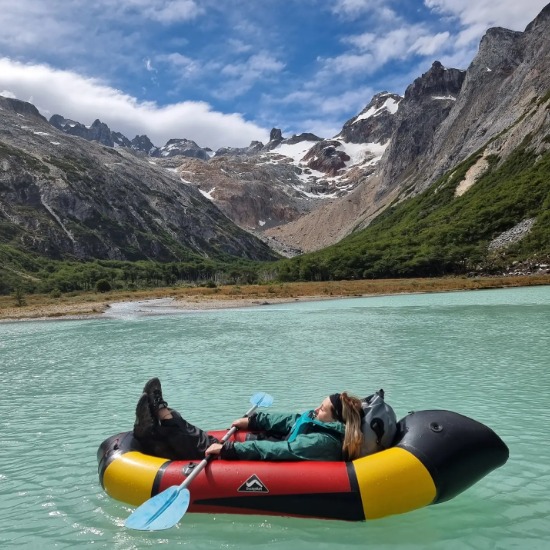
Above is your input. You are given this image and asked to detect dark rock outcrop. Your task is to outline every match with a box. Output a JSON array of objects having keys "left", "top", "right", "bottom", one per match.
[
  {"left": 131, "top": 135, "right": 158, "bottom": 155},
  {"left": 49, "top": 115, "right": 116, "bottom": 147},
  {"left": 302, "top": 140, "right": 350, "bottom": 176},
  {"left": 339, "top": 92, "right": 401, "bottom": 144},
  {"left": 376, "top": 61, "right": 466, "bottom": 196},
  {"left": 153, "top": 138, "right": 211, "bottom": 160},
  {"left": 2, "top": 97, "right": 47, "bottom": 121},
  {"left": 215, "top": 141, "right": 264, "bottom": 157}
]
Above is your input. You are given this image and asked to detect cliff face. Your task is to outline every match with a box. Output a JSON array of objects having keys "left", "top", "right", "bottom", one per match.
[
  {"left": 265, "top": 4, "right": 550, "bottom": 252},
  {"left": 375, "top": 61, "right": 466, "bottom": 197},
  {"left": 0, "top": 96, "right": 277, "bottom": 262},
  {"left": 263, "top": 61, "right": 468, "bottom": 252},
  {"left": 379, "top": 4, "right": 550, "bottom": 196},
  {"left": 419, "top": 12, "right": 550, "bottom": 190}
]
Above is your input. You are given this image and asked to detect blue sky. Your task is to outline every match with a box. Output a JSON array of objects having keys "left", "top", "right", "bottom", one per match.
[{"left": 0, "top": 0, "right": 548, "bottom": 149}]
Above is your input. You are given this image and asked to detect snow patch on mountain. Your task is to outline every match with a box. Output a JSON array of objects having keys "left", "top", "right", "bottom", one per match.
[{"left": 352, "top": 96, "right": 400, "bottom": 124}]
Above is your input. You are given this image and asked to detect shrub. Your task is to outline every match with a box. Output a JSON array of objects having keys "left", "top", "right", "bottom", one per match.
[
  {"left": 95, "top": 279, "right": 112, "bottom": 293},
  {"left": 13, "top": 287, "right": 27, "bottom": 307}
]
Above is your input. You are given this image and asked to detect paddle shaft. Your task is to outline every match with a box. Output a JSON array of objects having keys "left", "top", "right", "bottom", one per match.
[{"left": 177, "top": 401, "right": 260, "bottom": 489}]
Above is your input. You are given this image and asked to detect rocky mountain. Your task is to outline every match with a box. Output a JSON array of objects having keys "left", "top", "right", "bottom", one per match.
[
  {"left": 49, "top": 114, "right": 159, "bottom": 155},
  {"left": 265, "top": 4, "right": 550, "bottom": 253},
  {"left": 46, "top": 93, "right": 400, "bottom": 242},
  {"left": 338, "top": 92, "right": 401, "bottom": 144},
  {"left": 416, "top": 12, "right": 550, "bottom": 191},
  {"left": 2, "top": 4, "right": 549, "bottom": 272},
  {"left": 156, "top": 138, "right": 212, "bottom": 160},
  {"left": 0, "top": 96, "right": 277, "bottom": 263}
]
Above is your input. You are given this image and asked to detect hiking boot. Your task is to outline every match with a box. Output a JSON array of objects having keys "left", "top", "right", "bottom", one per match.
[
  {"left": 143, "top": 377, "right": 168, "bottom": 414},
  {"left": 133, "top": 393, "right": 155, "bottom": 439}
]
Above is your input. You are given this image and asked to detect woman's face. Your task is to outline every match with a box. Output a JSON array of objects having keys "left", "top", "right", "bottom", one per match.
[{"left": 314, "top": 397, "right": 336, "bottom": 423}]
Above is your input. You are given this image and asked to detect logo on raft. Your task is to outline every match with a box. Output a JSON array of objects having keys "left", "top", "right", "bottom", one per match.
[{"left": 238, "top": 474, "right": 269, "bottom": 493}]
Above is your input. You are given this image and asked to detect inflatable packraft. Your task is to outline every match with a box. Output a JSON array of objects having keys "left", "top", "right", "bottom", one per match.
[{"left": 97, "top": 410, "right": 509, "bottom": 521}]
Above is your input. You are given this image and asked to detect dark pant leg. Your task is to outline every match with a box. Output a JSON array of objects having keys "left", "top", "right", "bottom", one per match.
[{"left": 137, "top": 409, "right": 218, "bottom": 460}]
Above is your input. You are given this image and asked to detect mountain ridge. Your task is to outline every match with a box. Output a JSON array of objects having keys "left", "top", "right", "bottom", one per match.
[
  {"left": 264, "top": 4, "right": 550, "bottom": 253},
  {"left": 0, "top": 95, "right": 277, "bottom": 264},
  {"left": 1, "top": 3, "right": 549, "bottom": 293}
]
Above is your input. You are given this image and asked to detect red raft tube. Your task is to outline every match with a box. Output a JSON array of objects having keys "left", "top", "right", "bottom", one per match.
[{"left": 97, "top": 410, "right": 509, "bottom": 521}]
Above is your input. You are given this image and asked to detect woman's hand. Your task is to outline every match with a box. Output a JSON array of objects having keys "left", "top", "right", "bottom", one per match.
[
  {"left": 231, "top": 417, "right": 250, "bottom": 430},
  {"left": 205, "top": 417, "right": 249, "bottom": 457},
  {"left": 205, "top": 443, "right": 223, "bottom": 456}
]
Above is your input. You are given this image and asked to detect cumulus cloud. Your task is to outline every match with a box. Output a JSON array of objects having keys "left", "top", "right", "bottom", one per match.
[
  {"left": 1, "top": 0, "right": 547, "bottom": 146},
  {"left": 418, "top": 0, "right": 548, "bottom": 70},
  {"left": 321, "top": 0, "right": 547, "bottom": 86},
  {"left": 0, "top": 58, "right": 269, "bottom": 149}
]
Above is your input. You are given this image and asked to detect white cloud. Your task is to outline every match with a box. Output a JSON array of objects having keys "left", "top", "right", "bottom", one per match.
[
  {"left": 0, "top": 1, "right": 77, "bottom": 52},
  {"left": 0, "top": 0, "right": 204, "bottom": 58},
  {"left": 215, "top": 52, "right": 286, "bottom": 99},
  {"left": 331, "top": 0, "right": 396, "bottom": 20},
  {"left": 424, "top": 0, "right": 548, "bottom": 32},
  {"left": 1, "top": 0, "right": 547, "bottom": 148},
  {"left": 409, "top": 31, "right": 451, "bottom": 55},
  {"left": 96, "top": 0, "right": 204, "bottom": 24},
  {"left": 221, "top": 53, "right": 285, "bottom": 79},
  {"left": 331, "top": 0, "right": 373, "bottom": 16},
  {"left": 319, "top": 88, "right": 378, "bottom": 117},
  {"left": 322, "top": 1, "right": 547, "bottom": 85},
  {"left": 226, "top": 38, "right": 254, "bottom": 54},
  {"left": 266, "top": 84, "right": 377, "bottom": 140},
  {"left": 318, "top": 25, "right": 447, "bottom": 79},
  {"left": 351, "top": 27, "right": 424, "bottom": 60},
  {"left": 277, "top": 86, "right": 375, "bottom": 117},
  {"left": 157, "top": 52, "right": 205, "bottom": 78},
  {"left": 0, "top": 57, "right": 269, "bottom": 150},
  {"left": 0, "top": 90, "right": 17, "bottom": 99}
]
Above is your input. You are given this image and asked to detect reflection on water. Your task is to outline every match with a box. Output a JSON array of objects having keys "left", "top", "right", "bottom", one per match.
[{"left": 1, "top": 285, "right": 549, "bottom": 549}]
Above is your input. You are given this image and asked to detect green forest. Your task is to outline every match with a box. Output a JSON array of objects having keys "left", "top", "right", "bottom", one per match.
[
  {"left": 1, "top": 137, "right": 549, "bottom": 296},
  {"left": 276, "top": 141, "right": 550, "bottom": 281}
]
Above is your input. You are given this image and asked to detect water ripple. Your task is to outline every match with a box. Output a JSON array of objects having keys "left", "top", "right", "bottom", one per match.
[{"left": 1, "top": 286, "right": 549, "bottom": 549}]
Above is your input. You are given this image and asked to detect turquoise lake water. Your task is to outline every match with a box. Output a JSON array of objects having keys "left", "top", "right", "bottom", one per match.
[{"left": 1, "top": 285, "right": 550, "bottom": 549}]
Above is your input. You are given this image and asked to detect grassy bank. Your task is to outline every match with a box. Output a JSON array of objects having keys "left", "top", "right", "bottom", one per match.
[{"left": 1, "top": 274, "right": 549, "bottom": 321}]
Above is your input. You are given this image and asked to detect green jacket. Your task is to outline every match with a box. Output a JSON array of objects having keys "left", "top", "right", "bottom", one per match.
[{"left": 221, "top": 410, "right": 345, "bottom": 461}]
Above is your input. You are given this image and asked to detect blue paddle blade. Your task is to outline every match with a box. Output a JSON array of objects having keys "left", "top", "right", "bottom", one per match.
[
  {"left": 250, "top": 392, "right": 273, "bottom": 408},
  {"left": 125, "top": 486, "right": 191, "bottom": 531}
]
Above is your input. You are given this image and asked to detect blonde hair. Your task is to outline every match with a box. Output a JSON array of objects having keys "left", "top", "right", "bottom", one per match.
[{"left": 340, "top": 392, "right": 364, "bottom": 461}]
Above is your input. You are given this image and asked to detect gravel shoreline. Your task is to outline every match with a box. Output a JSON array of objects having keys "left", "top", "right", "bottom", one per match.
[
  {"left": 2, "top": 275, "right": 548, "bottom": 323},
  {"left": 0, "top": 295, "right": 325, "bottom": 323}
]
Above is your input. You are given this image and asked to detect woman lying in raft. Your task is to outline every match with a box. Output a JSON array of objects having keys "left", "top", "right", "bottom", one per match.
[
  {"left": 100, "top": 381, "right": 508, "bottom": 526},
  {"left": 133, "top": 378, "right": 365, "bottom": 462}
]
